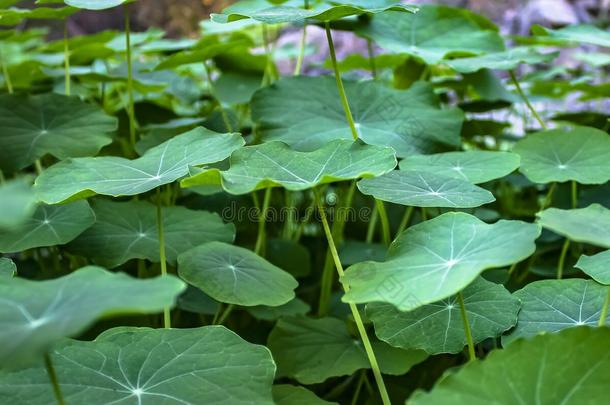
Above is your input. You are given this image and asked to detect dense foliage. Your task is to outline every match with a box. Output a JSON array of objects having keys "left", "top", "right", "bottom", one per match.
[{"left": 1, "top": 0, "right": 610, "bottom": 404}]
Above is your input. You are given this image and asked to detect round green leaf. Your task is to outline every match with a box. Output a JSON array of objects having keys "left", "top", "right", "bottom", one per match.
[
  {"left": 513, "top": 126, "right": 610, "bottom": 184},
  {"left": 0, "top": 201, "right": 95, "bottom": 253},
  {"left": 532, "top": 24, "right": 610, "bottom": 48},
  {"left": 357, "top": 171, "right": 495, "bottom": 208},
  {"left": 273, "top": 385, "right": 336, "bottom": 405},
  {"left": 267, "top": 316, "right": 427, "bottom": 384},
  {"left": 182, "top": 140, "right": 396, "bottom": 194},
  {"left": 503, "top": 279, "right": 610, "bottom": 345},
  {"left": 356, "top": 5, "right": 504, "bottom": 65},
  {"left": 64, "top": 0, "right": 130, "bottom": 10},
  {"left": 0, "top": 266, "right": 185, "bottom": 368},
  {"left": 0, "top": 178, "right": 37, "bottom": 230},
  {"left": 367, "top": 277, "right": 520, "bottom": 354},
  {"left": 537, "top": 204, "right": 610, "bottom": 248},
  {"left": 0, "top": 93, "right": 116, "bottom": 172},
  {"left": 342, "top": 212, "right": 540, "bottom": 311},
  {"left": 576, "top": 250, "right": 610, "bottom": 285},
  {"left": 399, "top": 151, "right": 520, "bottom": 184},
  {"left": 445, "top": 47, "right": 557, "bottom": 73},
  {"left": 67, "top": 199, "right": 235, "bottom": 268},
  {"left": 35, "top": 127, "right": 245, "bottom": 204},
  {"left": 250, "top": 77, "right": 463, "bottom": 156},
  {"left": 178, "top": 242, "right": 298, "bottom": 307},
  {"left": 410, "top": 327, "right": 610, "bottom": 405},
  {"left": 0, "top": 326, "right": 275, "bottom": 404},
  {"left": 0, "top": 258, "right": 16, "bottom": 278}
]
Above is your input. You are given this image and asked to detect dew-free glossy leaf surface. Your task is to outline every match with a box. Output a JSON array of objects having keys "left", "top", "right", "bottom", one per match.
[
  {"left": 513, "top": 126, "right": 610, "bottom": 184},
  {"left": 0, "top": 266, "right": 185, "bottom": 368},
  {"left": 273, "top": 385, "right": 336, "bottom": 405},
  {"left": 0, "top": 201, "right": 95, "bottom": 253},
  {"left": 182, "top": 140, "right": 396, "bottom": 194},
  {"left": 178, "top": 242, "right": 298, "bottom": 306},
  {"left": 68, "top": 200, "right": 235, "bottom": 268},
  {"left": 537, "top": 204, "right": 610, "bottom": 248},
  {"left": 576, "top": 250, "right": 610, "bottom": 284},
  {"left": 267, "top": 316, "right": 427, "bottom": 384},
  {"left": 343, "top": 213, "right": 540, "bottom": 311},
  {"left": 35, "top": 127, "right": 244, "bottom": 204},
  {"left": 251, "top": 77, "right": 463, "bottom": 156},
  {"left": 446, "top": 47, "right": 557, "bottom": 73},
  {"left": 0, "top": 326, "right": 276, "bottom": 404},
  {"left": 0, "top": 93, "right": 116, "bottom": 172},
  {"left": 0, "top": 258, "right": 16, "bottom": 278},
  {"left": 356, "top": 6, "right": 504, "bottom": 64},
  {"left": 357, "top": 171, "right": 495, "bottom": 208},
  {"left": 367, "top": 277, "right": 519, "bottom": 354},
  {"left": 0, "top": 178, "right": 37, "bottom": 230},
  {"left": 410, "top": 327, "right": 610, "bottom": 405},
  {"left": 399, "top": 151, "right": 520, "bottom": 184},
  {"left": 503, "top": 279, "right": 610, "bottom": 345}
]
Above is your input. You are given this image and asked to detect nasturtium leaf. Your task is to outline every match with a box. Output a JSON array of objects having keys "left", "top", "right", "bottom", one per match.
[
  {"left": 445, "top": 47, "right": 557, "bottom": 73},
  {"left": 576, "top": 250, "right": 610, "bottom": 285},
  {"left": 399, "top": 151, "right": 520, "bottom": 184},
  {"left": 250, "top": 77, "right": 463, "bottom": 156},
  {"left": 0, "top": 7, "right": 76, "bottom": 26},
  {"left": 357, "top": 171, "right": 495, "bottom": 208},
  {"left": 410, "top": 327, "right": 610, "bottom": 405},
  {"left": 63, "top": 0, "right": 130, "bottom": 10},
  {"left": 367, "top": 277, "right": 520, "bottom": 354},
  {"left": 177, "top": 287, "right": 220, "bottom": 315},
  {"left": 267, "top": 316, "right": 427, "bottom": 384},
  {"left": 0, "top": 178, "right": 37, "bottom": 230},
  {"left": 67, "top": 200, "right": 234, "bottom": 268},
  {"left": 35, "top": 127, "right": 245, "bottom": 204},
  {"left": 0, "top": 258, "right": 16, "bottom": 278},
  {"left": 182, "top": 140, "right": 396, "bottom": 194},
  {"left": 343, "top": 213, "right": 540, "bottom": 311},
  {"left": 211, "top": 0, "right": 417, "bottom": 24},
  {"left": 537, "top": 204, "right": 610, "bottom": 248},
  {"left": 0, "top": 93, "right": 116, "bottom": 172},
  {"left": 356, "top": 6, "right": 504, "bottom": 65},
  {"left": 247, "top": 298, "right": 310, "bottom": 321},
  {"left": 503, "top": 279, "right": 610, "bottom": 345},
  {"left": 0, "top": 326, "right": 276, "bottom": 404},
  {"left": 273, "top": 385, "right": 336, "bottom": 405},
  {"left": 513, "top": 126, "right": 610, "bottom": 184},
  {"left": 532, "top": 24, "right": 610, "bottom": 48},
  {"left": 178, "top": 242, "right": 298, "bottom": 307},
  {"left": 0, "top": 201, "right": 95, "bottom": 253},
  {"left": 0, "top": 266, "right": 185, "bottom": 368}
]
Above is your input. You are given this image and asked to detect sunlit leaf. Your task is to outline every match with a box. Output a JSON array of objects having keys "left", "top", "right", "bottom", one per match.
[
  {"left": 537, "top": 204, "right": 610, "bottom": 248},
  {"left": 446, "top": 47, "right": 557, "bottom": 73},
  {"left": 576, "top": 250, "right": 610, "bottom": 285},
  {"left": 0, "top": 258, "right": 16, "bottom": 278},
  {"left": 0, "top": 178, "right": 37, "bottom": 230}
]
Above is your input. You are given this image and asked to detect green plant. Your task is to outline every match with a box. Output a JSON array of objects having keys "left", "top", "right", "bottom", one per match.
[{"left": 1, "top": 1, "right": 610, "bottom": 404}]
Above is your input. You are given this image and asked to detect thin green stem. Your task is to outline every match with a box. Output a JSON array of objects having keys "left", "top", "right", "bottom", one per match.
[
  {"left": 556, "top": 239, "right": 570, "bottom": 280},
  {"left": 365, "top": 204, "right": 378, "bottom": 243},
  {"left": 421, "top": 207, "right": 428, "bottom": 221},
  {"left": 395, "top": 206, "right": 414, "bottom": 237},
  {"left": 509, "top": 70, "right": 547, "bottom": 130},
  {"left": 351, "top": 370, "right": 367, "bottom": 405},
  {"left": 457, "top": 292, "right": 476, "bottom": 362},
  {"left": 599, "top": 287, "right": 610, "bottom": 327},
  {"left": 571, "top": 181, "right": 578, "bottom": 209},
  {"left": 325, "top": 22, "right": 359, "bottom": 141},
  {"left": 367, "top": 39, "right": 377, "bottom": 80},
  {"left": 156, "top": 188, "right": 171, "bottom": 328},
  {"left": 63, "top": 19, "right": 70, "bottom": 96},
  {"left": 254, "top": 188, "right": 272, "bottom": 256},
  {"left": 217, "top": 304, "right": 235, "bottom": 325},
  {"left": 375, "top": 199, "right": 391, "bottom": 246},
  {"left": 541, "top": 182, "right": 557, "bottom": 209},
  {"left": 124, "top": 5, "right": 137, "bottom": 149},
  {"left": 315, "top": 189, "right": 391, "bottom": 405},
  {"left": 35, "top": 160, "right": 43, "bottom": 175},
  {"left": 261, "top": 24, "right": 274, "bottom": 86},
  {"left": 0, "top": 50, "right": 13, "bottom": 94},
  {"left": 44, "top": 353, "right": 66, "bottom": 405},
  {"left": 293, "top": 25, "right": 307, "bottom": 76},
  {"left": 203, "top": 61, "right": 232, "bottom": 132}
]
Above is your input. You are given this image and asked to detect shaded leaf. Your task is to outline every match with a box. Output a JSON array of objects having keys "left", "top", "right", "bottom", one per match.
[
  {"left": 446, "top": 47, "right": 557, "bottom": 73},
  {"left": 0, "top": 178, "right": 37, "bottom": 230},
  {"left": 532, "top": 24, "right": 610, "bottom": 48},
  {"left": 273, "top": 385, "right": 336, "bottom": 405},
  {"left": 0, "top": 258, "right": 16, "bottom": 278},
  {"left": 247, "top": 298, "right": 310, "bottom": 321}
]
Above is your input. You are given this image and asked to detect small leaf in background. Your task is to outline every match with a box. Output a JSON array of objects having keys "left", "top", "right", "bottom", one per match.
[
  {"left": 410, "top": 327, "right": 610, "bottom": 404},
  {"left": 0, "top": 266, "right": 185, "bottom": 369},
  {"left": 367, "top": 277, "right": 520, "bottom": 354},
  {"left": 537, "top": 204, "right": 610, "bottom": 248},
  {"left": 247, "top": 298, "right": 310, "bottom": 321},
  {"left": 273, "top": 384, "right": 337, "bottom": 405},
  {"left": 0, "top": 326, "right": 275, "bottom": 404},
  {"left": 343, "top": 213, "right": 540, "bottom": 311},
  {"left": 503, "top": 279, "right": 610, "bottom": 344},
  {"left": 532, "top": 24, "right": 610, "bottom": 48},
  {"left": 35, "top": 127, "right": 245, "bottom": 204},
  {"left": 178, "top": 242, "right": 298, "bottom": 307},
  {"left": 251, "top": 77, "right": 463, "bottom": 156},
  {"left": 0, "top": 201, "right": 95, "bottom": 253},
  {"left": 63, "top": 0, "right": 131, "bottom": 10},
  {"left": 446, "top": 47, "right": 557, "bottom": 73},
  {"left": 267, "top": 316, "right": 427, "bottom": 384},
  {"left": 0, "top": 178, "right": 37, "bottom": 230},
  {"left": 67, "top": 199, "right": 235, "bottom": 268},
  {"left": 399, "top": 151, "right": 520, "bottom": 184},
  {"left": 514, "top": 126, "right": 610, "bottom": 184},
  {"left": 576, "top": 250, "right": 610, "bottom": 285},
  {"left": 357, "top": 171, "right": 495, "bottom": 208},
  {"left": 182, "top": 140, "right": 397, "bottom": 193}
]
